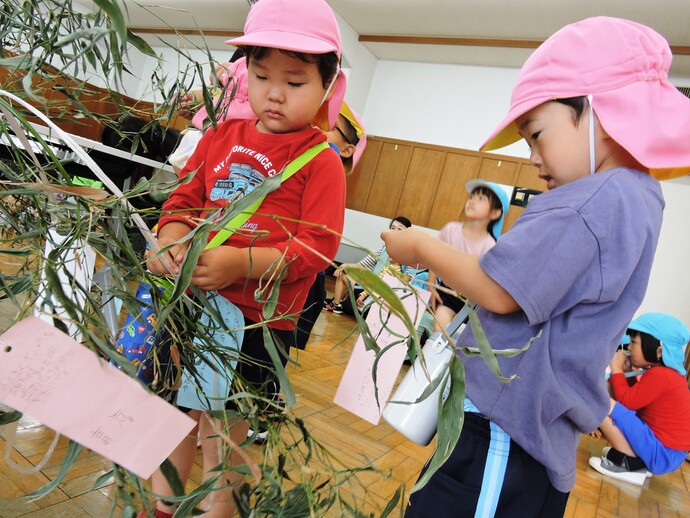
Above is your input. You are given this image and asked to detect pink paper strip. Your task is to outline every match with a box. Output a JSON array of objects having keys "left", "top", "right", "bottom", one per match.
[
  {"left": 0, "top": 317, "right": 196, "bottom": 479},
  {"left": 334, "top": 275, "right": 430, "bottom": 424}
]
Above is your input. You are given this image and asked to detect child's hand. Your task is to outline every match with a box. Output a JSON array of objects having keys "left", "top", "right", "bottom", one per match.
[
  {"left": 176, "top": 90, "right": 202, "bottom": 119},
  {"left": 145, "top": 222, "right": 192, "bottom": 275},
  {"left": 609, "top": 349, "right": 632, "bottom": 374},
  {"left": 334, "top": 264, "right": 349, "bottom": 278},
  {"left": 212, "top": 61, "right": 232, "bottom": 83},
  {"left": 145, "top": 237, "right": 188, "bottom": 276},
  {"left": 189, "top": 246, "right": 246, "bottom": 291},
  {"left": 381, "top": 228, "right": 428, "bottom": 269},
  {"left": 429, "top": 287, "right": 443, "bottom": 310}
]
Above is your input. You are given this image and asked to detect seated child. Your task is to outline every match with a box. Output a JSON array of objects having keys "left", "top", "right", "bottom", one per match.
[
  {"left": 428, "top": 179, "right": 509, "bottom": 332},
  {"left": 324, "top": 216, "right": 411, "bottom": 314},
  {"left": 589, "top": 312, "right": 690, "bottom": 486}
]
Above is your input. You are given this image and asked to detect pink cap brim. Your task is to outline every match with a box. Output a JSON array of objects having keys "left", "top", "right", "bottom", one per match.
[
  {"left": 227, "top": 32, "right": 337, "bottom": 55},
  {"left": 481, "top": 80, "right": 690, "bottom": 180},
  {"left": 480, "top": 96, "right": 545, "bottom": 152}
]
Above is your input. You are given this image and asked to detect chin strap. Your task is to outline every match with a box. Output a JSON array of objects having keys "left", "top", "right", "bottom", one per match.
[{"left": 588, "top": 94, "right": 596, "bottom": 175}]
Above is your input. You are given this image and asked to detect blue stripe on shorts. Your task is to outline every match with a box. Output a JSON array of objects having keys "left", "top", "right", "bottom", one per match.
[{"left": 465, "top": 397, "right": 511, "bottom": 518}]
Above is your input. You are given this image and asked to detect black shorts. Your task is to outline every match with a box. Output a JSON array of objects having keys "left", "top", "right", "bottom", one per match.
[
  {"left": 406, "top": 412, "right": 569, "bottom": 518},
  {"left": 235, "top": 316, "right": 295, "bottom": 399},
  {"left": 437, "top": 281, "right": 466, "bottom": 314}
]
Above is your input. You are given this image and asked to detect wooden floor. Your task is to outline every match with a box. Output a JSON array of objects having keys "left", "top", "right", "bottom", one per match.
[{"left": 2, "top": 278, "right": 690, "bottom": 517}]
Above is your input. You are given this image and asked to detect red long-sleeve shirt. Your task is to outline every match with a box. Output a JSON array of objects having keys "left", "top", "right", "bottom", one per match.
[
  {"left": 610, "top": 366, "right": 690, "bottom": 450},
  {"left": 159, "top": 119, "right": 346, "bottom": 330}
]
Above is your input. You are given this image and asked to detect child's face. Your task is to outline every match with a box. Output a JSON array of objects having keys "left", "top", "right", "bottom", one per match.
[
  {"left": 627, "top": 334, "right": 658, "bottom": 369},
  {"left": 322, "top": 114, "right": 355, "bottom": 159},
  {"left": 465, "top": 190, "right": 497, "bottom": 222},
  {"left": 248, "top": 50, "right": 329, "bottom": 134},
  {"left": 516, "top": 102, "right": 592, "bottom": 190}
]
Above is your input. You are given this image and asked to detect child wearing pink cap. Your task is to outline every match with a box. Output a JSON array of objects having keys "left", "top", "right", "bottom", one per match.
[
  {"left": 382, "top": 17, "right": 690, "bottom": 517},
  {"left": 143, "top": 0, "right": 346, "bottom": 516}
]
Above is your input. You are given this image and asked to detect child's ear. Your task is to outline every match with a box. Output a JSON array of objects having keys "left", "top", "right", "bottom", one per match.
[
  {"left": 323, "top": 73, "right": 341, "bottom": 102},
  {"left": 657, "top": 345, "right": 663, "bottom": 360},
  {"left": 339, "top": 143, "right": 355, "bottom": 159},
  {"left": 489, "top": 208, "right": 503, "bottom": 222}
]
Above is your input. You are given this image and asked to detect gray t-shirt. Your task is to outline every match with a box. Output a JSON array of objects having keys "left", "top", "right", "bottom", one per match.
[{"left": 459, "top": 168, "right": 663, "bottom": 492}]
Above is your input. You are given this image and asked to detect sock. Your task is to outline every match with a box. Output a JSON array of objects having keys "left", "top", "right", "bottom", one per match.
[
  {"left": 138, "top": 510, "right": 173, "bottom": 518},
  {"left": 623, "top": 455, "right": 647, "bottom": 471},
  {"left": 605, "top": 447, "right": 626, "bottom": 464},
  {"left": 606, "top": 447, "right": 647, "bottom": 471}
]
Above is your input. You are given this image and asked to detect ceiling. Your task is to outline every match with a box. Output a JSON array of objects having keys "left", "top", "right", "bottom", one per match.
[{"left": 83, "top": 0, "right": 690, "bottom": 77}]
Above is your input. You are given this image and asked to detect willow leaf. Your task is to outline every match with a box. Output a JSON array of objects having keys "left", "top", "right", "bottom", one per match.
[
  {"left": 23, "top": 440, "right": 82, "bottom": 500},
  {"left": 126, "top": 29, "right": 157, "bottom": 58},
  {"left": 92, "top": 0, "right": 126, "bottom": 43},
  {"left": 349, "top": 288, "right": 380, "bottom": 354},
  {"left": 159, "top": 458, "right": 186, "bottom": 498},
  {"left": 262, "top": 325, "right": 296, "bottom": 408},
  {"left": 54, "top": 28, "right": 109, "bottom": 47},
  {"left": 466, "top": 303, "right": 515, "bottom": 382},
  {"left": 0, "top": 410, "right": 22, "bottom": 425},
  {"left": 92, "top": 468, "right": 115, "bottom": 489},
  {"left": 388, "top": 366, "right": 448, "bottom": 406},
  {"left": 412, "top": 355, "right": 465, "bottom": 492},
  {"left": 345, "top": 266, "right": 419, "bottom": 347},
  {"left": 371, "top": 338, "right": 407, "bottom": 410},
  {"left": 173, "top": 476, "right": 217, "bottom": 517},
  {"left": 380, "top": 484, "right": 404, "bottom": 518}
]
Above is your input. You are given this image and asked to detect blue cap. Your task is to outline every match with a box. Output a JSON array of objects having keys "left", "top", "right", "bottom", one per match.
[
  {"left": 627, "top": 312, "right": 690, "bottom": 376},
  {"left": 465, "top": 179, "right": 511, "bottom": 240}
]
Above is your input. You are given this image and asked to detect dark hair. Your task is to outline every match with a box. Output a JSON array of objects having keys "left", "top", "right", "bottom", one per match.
[
  {"left": 627, "top": 330, "right": 662, "bottom": 365},
  {"left": 243, "top": 46, "right": 339, "bottom": 88},
  {"left": 338, "top": 114, "right": 360, "bottom": 146},
  {"left": 391, "top": 216, "right": 412, "bottom": 228},
  {"left": 469, "top": 186, "right": 504, "bottom": 240},
  {"left": 554, "top": 96, "right": 587, "bottom": 125},
  {"left": 100, "top": 115, "right": 181, "bottom": 188}
]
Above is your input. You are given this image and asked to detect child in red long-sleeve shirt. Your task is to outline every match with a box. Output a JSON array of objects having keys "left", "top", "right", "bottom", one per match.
[{"left": 589, "top": 312, "right": 690, "bottom": 485}]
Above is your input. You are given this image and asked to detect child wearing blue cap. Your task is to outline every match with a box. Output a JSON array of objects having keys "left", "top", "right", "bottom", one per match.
[
  {"left": 428, "top": 180, "right": 509, "bottom": 332},
  {"left": 589, "top": 312, "right": 690, "bottom": 485}
]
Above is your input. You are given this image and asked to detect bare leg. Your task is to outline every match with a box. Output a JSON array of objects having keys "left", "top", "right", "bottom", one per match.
[
  {"left": 333, "top": 274, "right": 352, "bottom": 304},
  {"left": 197, "top": 413, "right": 250, "bottom": 518},
  {"left": 597, "top": 399, "right": 636, "bottom": 457},
  {"left": 150, "top": 409, "right": 202, "bottom": 515},
  {"left": 433, "top": 305, "right": 456, "bottom": 333}
]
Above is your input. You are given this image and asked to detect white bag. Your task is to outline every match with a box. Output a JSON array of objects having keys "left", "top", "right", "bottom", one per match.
[{"left": 383, "top": 309, "right": 468, "bottom": 445}]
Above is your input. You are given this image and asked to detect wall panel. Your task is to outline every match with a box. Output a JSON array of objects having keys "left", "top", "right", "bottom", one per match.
[
  {"left": 478, "top": 157, "right": 518, "bottom": 185},
  {"left": 345, "top": 135, "right": 543, "bottom": 232},
  {"left": 426, "top": 152, "right": 481, "bottom": 230},
  {"left": 363, "top": 142, "right": 413, "bottom": 219},
  {"left": 395, "top": 147, "right": 446, "bottom": 227}
]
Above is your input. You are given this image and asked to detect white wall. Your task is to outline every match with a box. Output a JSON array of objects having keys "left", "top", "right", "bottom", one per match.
[
  {"left": 364, "top": 60, "right": 527, "bottom": 157},
  {"left": 637, "top": 176, "right": 690, "bottom": 322},
  {"left": 334, "top": 13, "right": 378, "bottom": 115}
]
